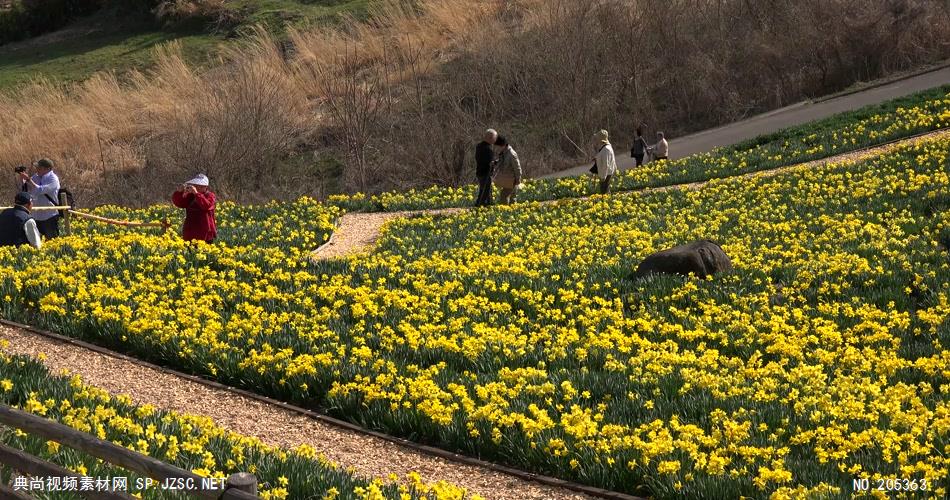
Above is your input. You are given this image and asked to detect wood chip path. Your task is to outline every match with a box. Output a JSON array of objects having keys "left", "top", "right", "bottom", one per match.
[
  {"left": 313, "top": 208, "right": 463, "bottom": 260},
  {"left": 311, "top": 129, "right": 950, "bottom": 261},
  {"left": 0, "top": 326, "right": 590, "bottom": 500}
]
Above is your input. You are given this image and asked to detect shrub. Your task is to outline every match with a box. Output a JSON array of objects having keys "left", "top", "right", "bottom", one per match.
[
  {"left": 19, "top": 0, "right": 103, "bottom": 34},
  {"left": 153, "top": 0, "right": 239, "bottom": 31}
]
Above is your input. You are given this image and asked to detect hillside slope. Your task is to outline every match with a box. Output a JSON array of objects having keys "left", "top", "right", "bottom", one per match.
[{"left": 0, "top": 0, "right": 372, "bottom": 90}]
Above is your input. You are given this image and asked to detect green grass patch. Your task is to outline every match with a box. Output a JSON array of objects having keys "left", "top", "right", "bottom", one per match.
[
  {"left": 0, "top": 22, "right": 220, "bottom": 90},
  {"left": 0, "top": 0, "right": 375, "bottom": 92},
  {"left": 231, "top": 0, "right": 374, "bottom": 31}
]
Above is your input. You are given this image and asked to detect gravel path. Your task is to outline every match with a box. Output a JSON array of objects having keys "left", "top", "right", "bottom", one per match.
[
  {"left": 313, "top": 129, "right": 950, "bottom": 260},
  {"left": 0, "top": 326, "right": 591, "bottom": 500},
  {"left": 312, "top": 208, "right": 463, "bottom": 260},
  {"left": 546, "top": 65, "right": 950, "bottom": 178}
]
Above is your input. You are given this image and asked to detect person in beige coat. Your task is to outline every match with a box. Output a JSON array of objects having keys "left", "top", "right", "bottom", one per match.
[
  {"left": 593, "top": 129, "right": 617, "bottom": 194},
  {"left": 493, "top": 135, "right": 522, "bottom": 204},
  {"left": 649, "top": 131, "right": 669, "bottom": 161}
]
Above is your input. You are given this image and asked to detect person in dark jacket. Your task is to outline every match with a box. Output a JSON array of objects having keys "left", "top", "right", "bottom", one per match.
[
  {"left": 0, "top": 192, "right": 42, "bottom": 249},
  {"left": 171, "top": 174, "right": 217, "bottom": 243},
  {"left": 474, "top": 129, "right": 498, "bottom": 207},
  {"left": 631, "top": 126, "right": 648, "bottom": 167}
]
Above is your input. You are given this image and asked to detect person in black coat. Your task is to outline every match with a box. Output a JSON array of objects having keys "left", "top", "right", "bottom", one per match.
[
  {"left": 0, "top": 192, "right": 42, "bottom": 249},
  {"left": 474, "top": 129, "right": 498, "bottom": 207}
]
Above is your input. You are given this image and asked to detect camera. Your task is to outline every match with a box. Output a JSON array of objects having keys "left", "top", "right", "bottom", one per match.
[{"left": 14, "top": 165, "right": 26, "bottom": 173}]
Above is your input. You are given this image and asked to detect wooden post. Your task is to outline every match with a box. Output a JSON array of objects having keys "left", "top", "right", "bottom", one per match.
[
  {"left": 0, "top": 443, "right": 133, "bottom": 499},
  {"left": 59, "top": 191, "right": 71, "bottom": 236},
  {"left": 0, "top": 405, "right": 258, "bottom": 500},
  {"left": 0, "top": 483, "right": 35, "bottom": 500},
  {"left": 223, "top": 473, "right": 258, "bottom": 498}
]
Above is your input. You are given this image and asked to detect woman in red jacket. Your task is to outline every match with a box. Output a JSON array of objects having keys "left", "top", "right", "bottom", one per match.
[{"left": 171, "top": 174, "right": 217, "bottom": 243}]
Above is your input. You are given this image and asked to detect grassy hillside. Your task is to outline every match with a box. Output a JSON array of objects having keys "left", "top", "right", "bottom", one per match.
[{"left": 0, "top": 0, "right": 372, "bottom": 90}]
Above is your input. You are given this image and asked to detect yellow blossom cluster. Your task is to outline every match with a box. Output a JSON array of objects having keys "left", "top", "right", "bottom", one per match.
[
  {"left": 0, "top": 344, "right": 480, "bottom": 499},
  {"left": 2, "top": 133, "right": 950, "bottom": 498}
]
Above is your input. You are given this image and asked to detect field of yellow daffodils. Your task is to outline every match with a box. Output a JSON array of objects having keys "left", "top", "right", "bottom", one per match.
[
  {"left": 2, "top": 135, "right": 949, "bottom": 498},
  {"left": 0, "top": 343, "right": 477, "bottom": 499}
]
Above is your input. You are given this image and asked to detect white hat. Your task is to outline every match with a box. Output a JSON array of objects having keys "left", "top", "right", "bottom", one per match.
[{"left": 185, "top": 174, "right": 209, "bottom": 186}]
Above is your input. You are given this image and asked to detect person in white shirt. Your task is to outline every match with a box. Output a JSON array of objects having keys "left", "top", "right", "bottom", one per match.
[
  {"left": 18, "top": 158, "right": 61, "bottom": 239},
  {"left": 0, "top": 192, "right": 42, "bottom": 249},
  {"left": 649, "top": 132, "right": 669, "bottom": 161},
  {"left": 593, "top": 129, "right": 617, "bottom": 194}
]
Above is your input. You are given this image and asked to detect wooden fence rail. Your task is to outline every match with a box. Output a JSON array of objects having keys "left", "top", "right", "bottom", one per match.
[
  {"left": 0, "top": 404, "right": 258, "bottom": 499},
  {"left": 0, "top": 443, "right": 133, "bottom": 500}
]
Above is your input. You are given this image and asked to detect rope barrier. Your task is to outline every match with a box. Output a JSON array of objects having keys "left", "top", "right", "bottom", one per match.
[
  {"left": 0, "top": 206, "right": 170, "bottom": 233},
  {"left": 67, "top": 210, "right": 171, "bottom": 232}
]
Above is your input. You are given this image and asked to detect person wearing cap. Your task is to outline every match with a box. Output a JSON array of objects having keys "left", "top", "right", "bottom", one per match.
[
  {"left": 474, "top": 128, "right": 498, "bottom": 207},
  {"left": 18, "top": 157, "right": 61, "bottom": 239},
  {"left": 492, "top": 135, "right": 522, "bottom": 205},
  {"left": 0, "top": 192, "right": 42, "bottom": 249},
  {"left": 172, "top": 174, "right": 217, "bottom": 243},
  {"left": 593, "top": 129, "right": 617, "bottom": 194}
]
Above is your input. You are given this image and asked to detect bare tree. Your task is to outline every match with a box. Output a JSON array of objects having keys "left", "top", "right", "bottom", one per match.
[{"left": 314, "top": 45, "right": 394, "bottom": 193}]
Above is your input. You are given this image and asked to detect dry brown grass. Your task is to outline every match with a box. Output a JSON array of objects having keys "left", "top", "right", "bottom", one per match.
[
  {"left": 0, "top": 0, "right": 497, "bottom": 205},
  {"left": 0, "top": 0, "right": 947, "bottom": 205},
  {"left": 0, "top": 31, "right": 312, "bottom": 204}
]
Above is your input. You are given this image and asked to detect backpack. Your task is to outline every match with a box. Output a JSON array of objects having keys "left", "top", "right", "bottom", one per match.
[
  {"left": 589, "top": 144, "right": 607, "bottom": 174},
  {"left": 44, "top": 188, "right": 75, "bottom": 217}
]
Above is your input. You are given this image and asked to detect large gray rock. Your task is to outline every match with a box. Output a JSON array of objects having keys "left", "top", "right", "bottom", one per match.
[{"left": 633, "top": 240, "right": 733, "bottom": 279}]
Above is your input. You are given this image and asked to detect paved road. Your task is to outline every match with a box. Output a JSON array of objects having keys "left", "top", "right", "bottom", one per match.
[{"left": 544, "top": 65, "right": 950, "bottom": 179}]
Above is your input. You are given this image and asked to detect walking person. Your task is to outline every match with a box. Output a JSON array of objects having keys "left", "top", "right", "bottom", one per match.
[
  {"left": 0, "top": 192, "right": 42, "bottom": 249},
  {"left": 172, "top": 174, "right": 217, "bottom": 243},
  {"left": 593, "top": 129, "right": 617, "bottom": 194},
  {"left": 631, "top": 126, "right": 649, "bottom": 167},
  {"left": 493, "top": 136, "right": 522, "bottom": 205},
  {"left": 649, "top": 132, "right": 669, "bottom": 161},
  {"left": 474, "top": 129, "right": 498, "bottom": 207},
  {"left": 18, "top": 158, "right": 61, "bottom": 239}
]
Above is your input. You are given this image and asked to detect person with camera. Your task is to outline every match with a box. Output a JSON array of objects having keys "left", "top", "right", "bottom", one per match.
[
  {"left": 0, "top": 192, "right": 42, "bottom": 249},
  {"left": 171, "top": 174, "right": 217, "bottom": 243},
  {"left": 17, "top": 158, "right": 60, "bottom": 239}
]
